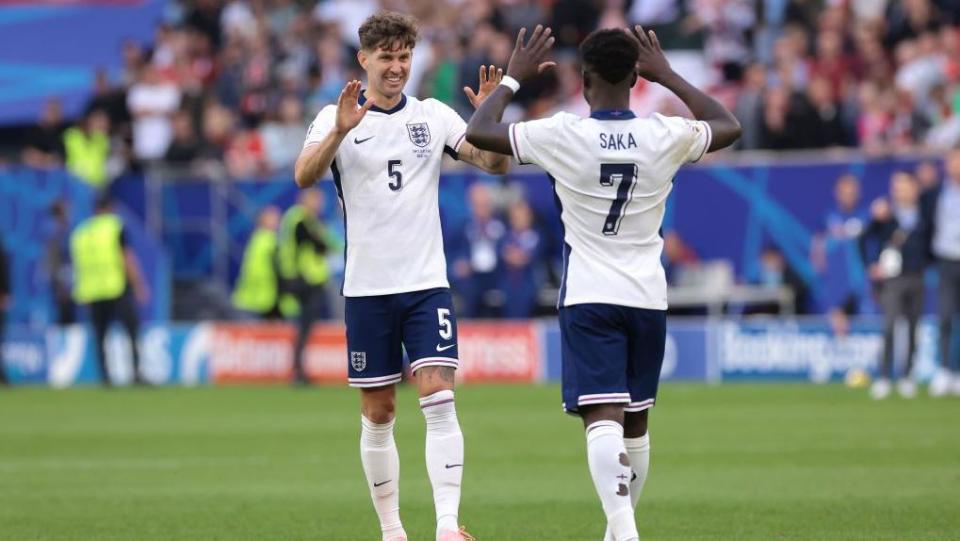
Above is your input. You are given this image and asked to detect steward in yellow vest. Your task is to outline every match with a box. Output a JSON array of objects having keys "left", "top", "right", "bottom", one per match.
[
  {"left": 233, "top": 207, "right": 282, "bottom": 319},
  {"left": 279, "top": 189, "right": 332, "bottom": 385},
  {"left": 70, "top": 195, "right": 149, "bottom": 386},
  {"left": 63, "top": 109, "right": 110, "bottom": 188}
]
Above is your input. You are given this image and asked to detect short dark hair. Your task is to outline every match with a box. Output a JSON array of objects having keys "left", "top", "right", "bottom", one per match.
[
  {"left": 358, "top": 11, "right": 418, "bottom": 52},
  {"left": 580, "top": 29, "right": 639, "bottom": 85}
]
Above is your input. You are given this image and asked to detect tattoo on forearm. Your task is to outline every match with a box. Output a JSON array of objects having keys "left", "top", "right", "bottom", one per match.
[{"left": 471, "top": 145, "right": 505, "bottom": 170}]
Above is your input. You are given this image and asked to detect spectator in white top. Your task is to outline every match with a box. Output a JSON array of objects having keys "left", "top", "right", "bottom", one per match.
[
  {"left": 312, "top": 0, "right": 378, "bottom": 49},
  {"left": 220, "top": 0, "right": 258, "bottom": 41},
  {"left": 127, "top": 64, "right": 181, "bottom": 161},
  {"left": 894, "top": 35, "right": 945, "bottom": 108},
  {"left": 261, "top": 95, "right": 306, "bottom": 171}
]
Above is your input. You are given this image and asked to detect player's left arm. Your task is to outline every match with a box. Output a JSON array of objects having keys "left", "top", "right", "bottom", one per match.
[{"left": 466, "top": 26, "right": 556, "bottom": 156}]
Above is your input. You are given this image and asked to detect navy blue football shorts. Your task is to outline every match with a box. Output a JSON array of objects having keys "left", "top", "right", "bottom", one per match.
[
  {"left": 559, "top": 303, "right": 666, "bottom": 415},
  {"left": 345, "top": 287, "right": 459, "bottom": 388}
]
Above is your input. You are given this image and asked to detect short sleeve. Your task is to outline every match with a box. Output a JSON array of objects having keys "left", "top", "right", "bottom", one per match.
[
  {"left": 509, "top": 113, "right": 567, "bottom": 167},
  {"left": 429, "top": 99, "right": 467, "bottom": 160},
  {"left": 653, "top": 113, "right": 713, "bottom": 164},
  {"left": 302, "top": 105, "right": 337, "bottom": 149}
]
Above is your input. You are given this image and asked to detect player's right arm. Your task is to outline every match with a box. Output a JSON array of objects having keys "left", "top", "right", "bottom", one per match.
[
  {"left": 632, "top": 26, "right": 741, "bottom": 152},
  {"left": 466, "top": 26, "right": 556, "bottom": 156},
  {"left": 294, "top": 80, "right": 375, "bottom": 188}
]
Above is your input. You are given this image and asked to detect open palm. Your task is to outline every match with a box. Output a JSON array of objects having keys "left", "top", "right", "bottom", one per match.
[
  {"left": 464, "top": 65, "right": 504, "bottom": 109},
  {"left": 336, "top": 80, "right": 375, "bottom": 133},
  {"left": 505, "top": 25, "right": 556, "bottom": 84}
]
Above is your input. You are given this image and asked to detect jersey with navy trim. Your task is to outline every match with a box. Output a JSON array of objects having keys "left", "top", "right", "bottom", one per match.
[
  {"left": 509, "top": 111, "right": 712, "bottom": 310},
  {"left": 303, "top": 94, "right": 466, "bottom": 297}
]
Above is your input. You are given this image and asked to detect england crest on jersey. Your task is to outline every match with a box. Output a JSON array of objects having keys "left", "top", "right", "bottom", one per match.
[
  {"left": 407, "top": 122, "right": 431, "bottom": 147},
  {"left": 351, "top": 351, "right": 367, "bottom": 372}
]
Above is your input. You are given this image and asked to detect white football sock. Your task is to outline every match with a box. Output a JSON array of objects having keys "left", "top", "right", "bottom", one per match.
[
  {"left": 625, "top": 433, "right": 650, "bottom": 508},
  {"left": 420, "top": 390, "right": 464, "bottom": 537},
  {"left": 604, "top": 433, "right": 650, "bottom": 541},
  {"left": 360, "top": 416, "right": 405, "bottom": 540},
  {"left": 586, "top": 420, "right": 639, "bottom": 541}
]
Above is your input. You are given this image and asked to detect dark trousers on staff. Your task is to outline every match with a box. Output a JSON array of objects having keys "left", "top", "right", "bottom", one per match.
[
  {"left": 878, "top": 273, "right": 925, "bottom": 379},
  {"left": 89, "top": 290, "right": 141, "bottom": 386},
  {"left": 292, "top": 283, "right": 330, "bottom": 384},
  {"left": 937, "top": 259, "right": 960, "bottom": 371}
]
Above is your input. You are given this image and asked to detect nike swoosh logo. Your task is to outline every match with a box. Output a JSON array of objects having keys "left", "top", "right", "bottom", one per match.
[
  {"left": 373, "top": 480, "right": 391, "bottom": 487},
  {"left": 354, "top": 136, "right": 375, "bottom": 144},
  {"left": 436, "top": 343, "right": 456, "bottom": 352},
  {"left": 444, "top": 464, "right": 462, "bottom": 469}
]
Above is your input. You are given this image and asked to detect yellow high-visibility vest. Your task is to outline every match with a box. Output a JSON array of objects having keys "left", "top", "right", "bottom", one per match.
[
  {"left": 232, "top": 228, "right": 279, "bottom": 313},
  {"left": 278, "top": 205, "right": 332, "bottom": 316},
  {"left": 63, "top": 127, "right": 109, "bottom": 188},
  {"left": 71, "top": 214, "right": 125, "bottom": 303}
]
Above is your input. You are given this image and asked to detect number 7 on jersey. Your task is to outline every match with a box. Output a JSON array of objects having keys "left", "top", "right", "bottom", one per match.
[{"left": 600, "top": 163, "right": 639, "bottom": 236}]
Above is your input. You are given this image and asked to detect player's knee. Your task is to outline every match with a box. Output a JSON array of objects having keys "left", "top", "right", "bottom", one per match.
[
  {"left": 363, "top": 403, "right": 395, "bottom": 424},
  {"left": 623, "top": 410, "right": 648, "bottom": 438},
  {"left": 580, "top": 403, "right": 624, "bottom": 430},
  {"left": 361, "top": 389, "right": 396, "bottom": 424}
]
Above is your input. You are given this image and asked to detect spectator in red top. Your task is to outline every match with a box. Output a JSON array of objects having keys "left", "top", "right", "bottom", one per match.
[
  {"left": 809, "top": 30, "right": 851, "bottom": 99},
  {"left": 225, "top": 121, "right": 266, "bottom": 178}
]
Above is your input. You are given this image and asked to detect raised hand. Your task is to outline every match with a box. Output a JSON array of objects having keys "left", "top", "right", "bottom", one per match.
[
  {"left": 506, "top": 25, "right": 557, "bottom": 84},
  {"left": 464, "top": 64, "right": 504, "bottom": 109},
  {"left": 335, "top": 80, "right": 375, "bottom": 134},
  {"left": 632, "top": 25, "right": 673, "bottom": 83}
]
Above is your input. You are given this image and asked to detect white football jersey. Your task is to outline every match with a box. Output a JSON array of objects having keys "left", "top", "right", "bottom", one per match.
[
  {"left": 509, "top": 110, "right": 712, "bottom": 310},
  {"left": 304, "top": 94, "right": 466, "bottom": 297}
]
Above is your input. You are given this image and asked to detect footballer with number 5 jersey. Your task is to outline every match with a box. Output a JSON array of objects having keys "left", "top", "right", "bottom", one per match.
[
  {"left": 466, "top": 25, "right": 741, "bottom": 540},
  {"left": 293, "top": 11, "right": 509, "bottom": 541}
]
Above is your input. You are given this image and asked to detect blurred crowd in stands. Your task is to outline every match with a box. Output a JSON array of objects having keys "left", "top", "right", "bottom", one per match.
[
  {"left": 16, "top": 0, "right": 960, "bottom": 186},
  {"left": 8, "top": 0, "right": 960, "bottom": 322}
]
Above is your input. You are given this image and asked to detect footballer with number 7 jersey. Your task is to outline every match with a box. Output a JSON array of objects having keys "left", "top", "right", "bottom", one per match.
[
  {"left": 293, "top": 11, "right": 508, "bottom": 541},
  {"left": 466, "top": 25, "right": 741, "bottom": 540}
]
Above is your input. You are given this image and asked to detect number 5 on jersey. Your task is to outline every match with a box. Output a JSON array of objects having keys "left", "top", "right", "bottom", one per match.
[
  {"left": 600, "top": 163, "right": 638, "bottom": 236},
  {"left": 388, "top": 160, "right": 403, "bottom": 191}
]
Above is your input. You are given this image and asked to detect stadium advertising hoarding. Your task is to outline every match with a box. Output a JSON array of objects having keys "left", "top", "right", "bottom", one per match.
[
  {"left": 209, "top": 323, "right": 346, "bottom": 384},
  {"left": 1, "top": 326, "right": 48, "bottom": 384},
  {"left": 208, "top": 322, "right": 543, "bottom": 384},
  {"left": 3, "top": 318, "right": 944, "bottom": 386},
  {"left": 42, "top": 324, "right": 211, "bottom": 387},
  {"left": 17, "top": 321, "right": 544, "bottom": 386},
  {"left": 716, "top": 319, "right": 940, "bottom": 382}
]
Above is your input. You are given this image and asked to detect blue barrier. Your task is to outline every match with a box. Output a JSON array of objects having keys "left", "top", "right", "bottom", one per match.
[
  {"left": 0, "top": 167, "right": 170, "bottom": 325},
  {"left": 147, "top": 155, "right": 940, "bottom": 317},
  {"left": 2, "top": 154, "right": 947, "bottom": 326}
]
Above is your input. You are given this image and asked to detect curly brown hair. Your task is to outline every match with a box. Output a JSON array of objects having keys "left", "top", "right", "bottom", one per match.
[{"left": 358, "top": 11, "right": 419, "bottom": 52}]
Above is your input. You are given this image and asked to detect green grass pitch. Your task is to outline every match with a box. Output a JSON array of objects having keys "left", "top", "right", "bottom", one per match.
[{"left": 1, "top": 383, "right": 958, "bottom": 540}]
